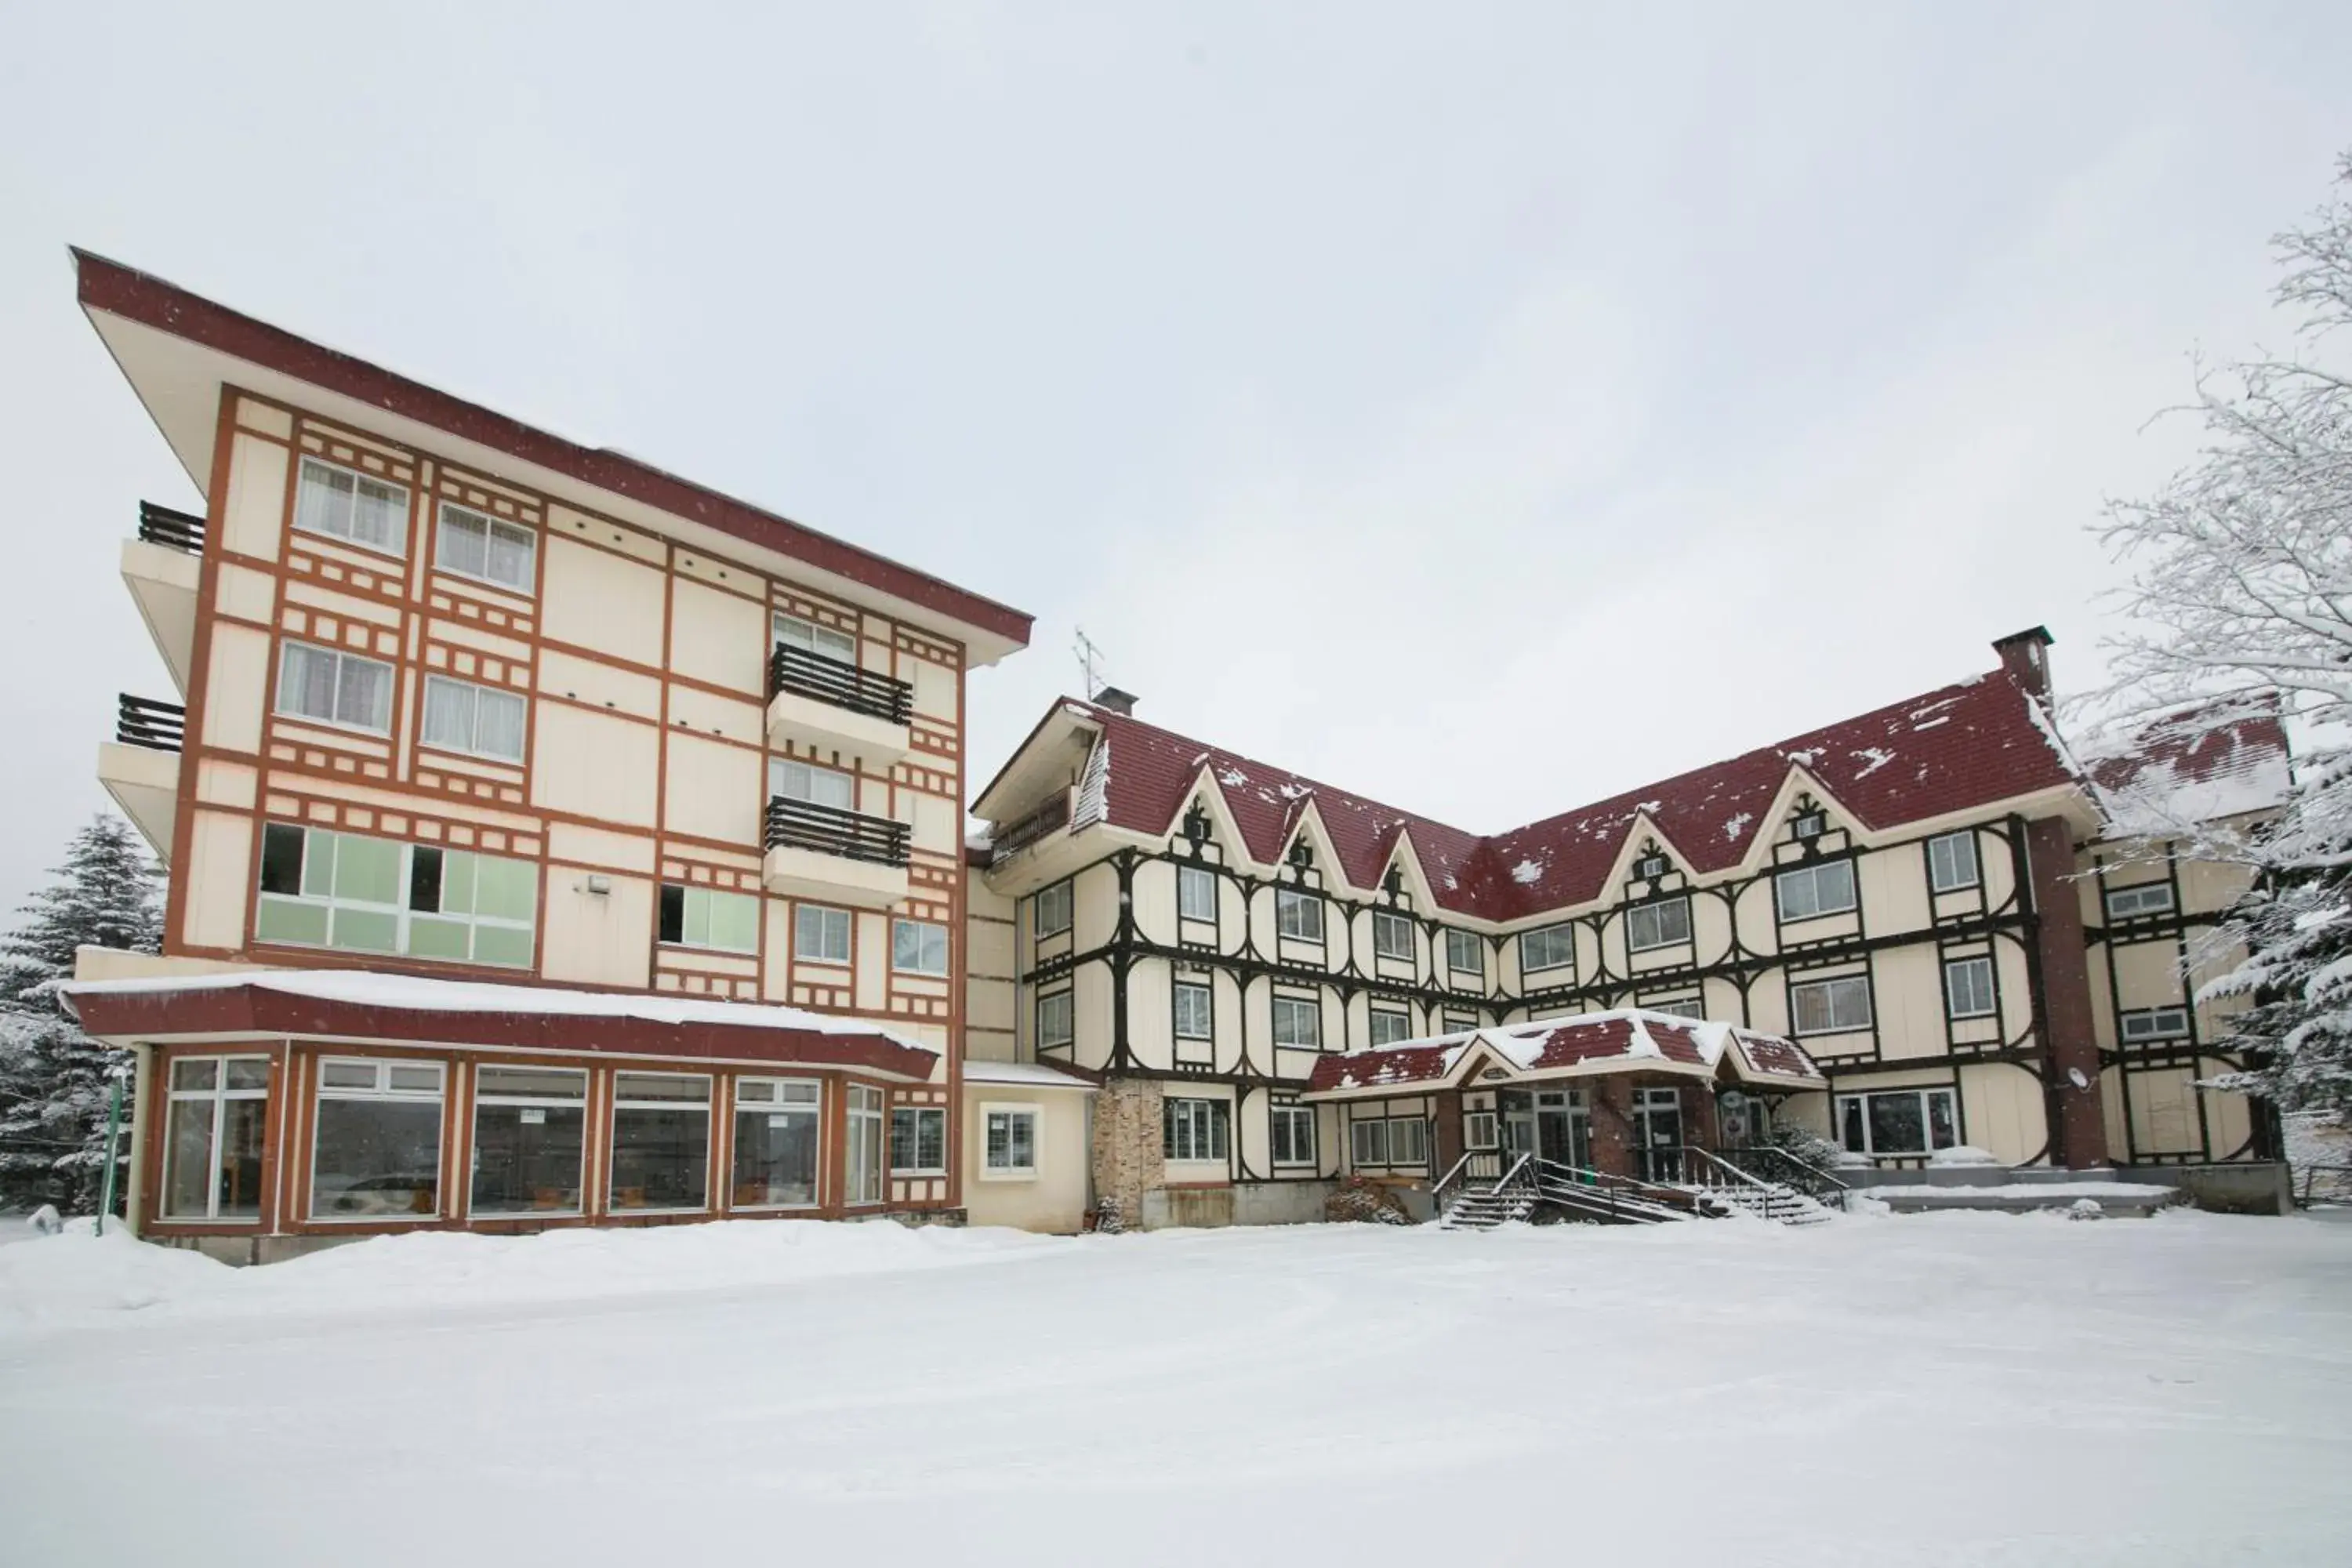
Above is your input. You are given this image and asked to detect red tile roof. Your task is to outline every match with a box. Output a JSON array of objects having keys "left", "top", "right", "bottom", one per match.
[
  {"left": 1301, "top": 1010, "right": 1775, "bottom": 1096},
  {"left": 1523, "top": 1016, "right": 1709, "bottom": 1070},
  {"left": 2084, "top": 696, "right": 2292, "bottom": 832}
]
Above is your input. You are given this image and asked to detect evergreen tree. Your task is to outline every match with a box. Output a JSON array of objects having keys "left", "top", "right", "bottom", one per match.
[{"left": 0, "top": 813, "right": 162, "bottom": 1211}]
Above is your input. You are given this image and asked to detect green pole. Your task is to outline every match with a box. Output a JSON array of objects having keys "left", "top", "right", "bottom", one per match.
[{"left": 95, "top": 1074, "right": 125, "bottom": 1239}]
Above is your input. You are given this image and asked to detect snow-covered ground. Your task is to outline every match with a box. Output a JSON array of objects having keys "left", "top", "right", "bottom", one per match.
[{"left": 2, "top": 1211, "right": 2348, "bottom": 1566}]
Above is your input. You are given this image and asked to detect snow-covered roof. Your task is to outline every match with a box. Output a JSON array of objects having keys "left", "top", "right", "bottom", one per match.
[
  {"left": 961, "top": 1060, "right": 1098, "bottom": 1091},
  {"left": 1299, "top": 1009, "right": 1824, "bottom": 1099},
  {"left": 2081, "top": 696, "right": 2294, "bottom": 837}
]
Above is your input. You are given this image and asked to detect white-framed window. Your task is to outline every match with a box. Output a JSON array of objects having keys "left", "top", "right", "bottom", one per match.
[
  {"left": 1372, "top": 910, "right": 1414, "bottom": 961},
  {"left": 1837, "top": 1087, "right": 1958, "bottom": 1157},
  {"left": 434, "top": 501, "right": 536, "bottom": 592},
  {"left": 1270, "top": 1105, "right": 1316, "bottom": 1167},
  {"left": 1034, "top": 880, "right": 1073, "bottom": 938},
  {"left": 774, "top": 610, "right": 857, "bottom": 664},
  {"left": 255, "top": 822, "right": 536, "bottom": 967},
  {"left": 419, "top": 674, "right": 528, "bottom": 763},
  {"left": 275, "top": 640, "right": 394, "bottom": 734},
  {"left": 608, "top": 1073, "right": 711, "bottom": 1213},
  {"left": 793, "top": 903, "right": 851, "bottom": 965},
  {"left": 1928, "top": 831, "right": 1980, "bottom": 892},
  {"left": 1349, "top": 1117, "right": 1388, "bottom": 1167},
  {"left": 1276, "top": 887, "right": 1324, "bottom": 942},
  {"left": 770, "top": 757, "right": 857, "bottom": 811},
  {"left": 661, "top": 884, "right": 760, "bottom": 953},
  {"left": 1272, "top": 993, "right": 1322, "bottom": 1049},
  {"left": 891, "top": 919, "right": 949, "bottom": 976},
  {"left": 1464, "top": 1110, "right": 1498, "bottom": 1149},
  {"left": 1775, "top": 859, "right": 1857, "bottom": 922},
  {"left": 1036, "top": 989, "right": 1075, "bottom": 1051},
  {"left": 1387, "top": 1116, "right": 1429, "bottom": 1168},
  {"left": 1368, "top": 1007, "right": 1414, "bottom": 1047},
  {"left": 2105, "top": 882, "right": 2176, "bottom": 920},
  {"left": 311, "top": 1058, "right": 445, "bottom": 1221},
  {"left": 2121, "top": 1005, "right": 2193, "bottom": 1044},
  {"left": 1791, "top": 974, "right": 1874, "bottom": 1035},
  {"left": 1792, "top": 811, "right": 1827, "bottom": 840},
  {"left": 1519, "top": 924, "right": 1574, "bottom": 976},
  {"left": 161, "top": 1055, "right": 270, "bottom": 1221},
  {"left": 846, "top": 1084, "right": 886, "bottom": 1203},
  {"left": 1645, "top": 996, "right": 1706, "bottom": 1019},
  {"left": 1638, "top": 854, "right": 1669, "bottom": 880},
  {"left": 1943, "top": 956, "right": 1997, "bottom": 1020},
  {"left": 1445, "top": 929, "right": 1483, "bottom": 977},
  {"left": 1178, "top": 864, "right": 1217, "bottom": 923},
  {"left": 1174, "top": 980, "right": 1214, "bottom": 1040},
  {"left": 1165, "top": 1097, "right": 1229, "bottom": 1162},
  {"left": 732, "top": 1078, "right": 822, "bottom": 1207},
  {"left": 294, "top": 456, "right": 408, "bottom": 554},
  {"left": 469, "top": 1065, "right": 586, "bottom": 1217},
  {"left": 890, "top": 1105, "right": 948, "bottom": 1174},
  {"left": 982, "top": 1104, "right": 1040, "bottom": 1177},
  {"left": 1626, "top": 896, "right": 1692, "bottom": 953}
]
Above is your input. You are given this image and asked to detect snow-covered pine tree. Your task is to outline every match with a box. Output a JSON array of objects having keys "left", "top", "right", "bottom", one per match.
[
  {"left": 0, "top": 813, "right": 162, "bottom": 1211},
  {"left": 2086, "top": 151, "right": 2352, "bottom": 1112}
]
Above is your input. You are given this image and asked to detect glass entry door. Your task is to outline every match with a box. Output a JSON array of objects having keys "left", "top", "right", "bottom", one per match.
[
  {"left": 1535, "top": 1088, "right": 1588, "bottom": 1169},
  {"left": 1500, "top": 1090, "right": 1535, "bottom": 1160},
  {"left": 1632, "top": 1087, "right": 1684, "bottom": 1181}
]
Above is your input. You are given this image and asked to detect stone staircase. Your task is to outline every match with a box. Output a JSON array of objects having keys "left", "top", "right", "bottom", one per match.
[{"left": 1436, "top": 1183, "right": 1541, "bottom": 1230}]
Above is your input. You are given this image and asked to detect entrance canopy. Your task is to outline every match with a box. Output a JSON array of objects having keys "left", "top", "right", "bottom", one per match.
[{"left": 1300, "top": 1009, "right": 1824, "bottom": 1103}]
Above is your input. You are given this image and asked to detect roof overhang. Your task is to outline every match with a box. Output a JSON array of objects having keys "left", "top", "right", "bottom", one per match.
[{"left": 971, "top": 700, "right": 1104, "bottom": 821}]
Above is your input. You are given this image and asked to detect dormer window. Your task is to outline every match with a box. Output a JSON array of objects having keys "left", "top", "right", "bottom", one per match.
[
  {"left": 1286, "top": 840, "right": 1315, "bottom": 871},
  {"left": 1793, "top": 812, "right": 1826, "bottom": 840},
  {"left": 1639, "top": 855, "right": 1668, "bottom": 881}
]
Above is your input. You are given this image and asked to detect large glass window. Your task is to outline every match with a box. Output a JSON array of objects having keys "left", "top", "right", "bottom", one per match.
[
  {"left": 1775, "top": 859, "right": 1858, "bottom": 921},
  {"left": 1174, "top": 981, "right": 1213, "bottom": 1040},
  {"left": 1519, "top": 924, "right": 1574, "bottom": 976},
  {"left": 294, "top": 456, "right": 408, "bottom": 554},
  {"left": 1626, "top": 897, "right": 1692, "bottom": 953},
  {"left": 775, "top": 611, "right": 857, "bottom": 663},
  {"left": 435, "top": 502, "right": 536, "bottom": 592},
  {"left": 608, "top": 1073, "right": 710, "bottom": 1212},
  {"left": 793, "top": 904, "right": 851, "bottom": 964},
  {"left": 889, "top": 1105, "right": 948, "bottom": 1174},
  {"left": 469, "top": 1065, "right": 586, "bottom": 1216},
  {"left": 1270, "top": 1105, "right": 1316, "bottom": 1167},
  {"left": 276, "top": 640, "right": 394, "bottom": 734},
  {"left": 312, "top": 1058, "right": 445, "bottom": 1220},
  {"left": 769, "top": 757, "right": 857, "bottom": 810},
  {"left": 1386, "top": 1116, "right": 1429, "bottom": 1168},
  {"left": 419, "top": 675, "right": 528, "bottom": 762},
  {"left": 1372, "top": 910, "right": 1414, "bottom": 961},
  {"left": 1350, "top": 1118, "right": 1388, "bottom": 1167},
  {"left": 891, "top": 919, "right": 949, "bottom": 976},
  {"left": 1791, "top": 975, "right": 1874, "bottom": 1035},
  {"left": 846, "top": 1085, "right": 885, "bottom": 1203},
  {"left": 1164, "top": 1097, "right": 1229, "bottom": 1163},
  {"left": 1368, "top": 1007, "right": 1414, "bottom": 1046},
  {"left": 1272, "top": 994, "right": 1321, "bottom": 1048},
  {"left": 983, "top": 1106, "right": 1038, "bottom": 1175},
  {"left": 1034, "top": 880, "right": 1073, "bottom": 938},
  {"left": 732, "top": 1079, "right": 821, "bottom": 1207},
  {"left": 1927, "top": 831, "right": 1980, "bottom": 892},
  {"left": 254, "top": 823, "right": 536, "bottom": 967},
  {"left": 1837, "top": 1088, "right": 1958, "bottom": 1157},
  {"left": 1178, "top": 865, "right": 1217, "bottom": 923},
  {"left": 661, "top": 884, "right": 760, "bottom": 953},
  {"left": 1445, "top": 929, "right": 1483, "bottom": 977},
  {"left": 1943, "top": 956, "right": 1997, "bottom": 1020},
  {"left": 162, "top": 1056, "right": 270, "bottom": 1221},
  {"left": 1276, "top": 887, "right": 1323, "bottom": 942},
  {"left": 1036, "top": 989, "right": 1074, "bottom": 1050}
]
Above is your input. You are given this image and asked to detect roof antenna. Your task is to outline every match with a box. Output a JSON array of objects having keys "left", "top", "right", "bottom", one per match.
[{"left": 1075, "top": 626, "right": 1105, "bottom": 698}]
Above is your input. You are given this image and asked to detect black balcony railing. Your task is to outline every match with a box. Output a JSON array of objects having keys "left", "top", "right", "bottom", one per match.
[
  {"left": 769, "top": 643, "right": 913, "bottom": 726},
  {"left": 765, "top": 795, "right": 910, "bottom": 869},
  {"left": 137, "top": 502, "right": 207, "bottom": 554},
  {"left": 993, "top": 792, "right": 1069, "bottom": 857},
  {"left": 118, "top": 694, "right": 186, "bottom": 753}
]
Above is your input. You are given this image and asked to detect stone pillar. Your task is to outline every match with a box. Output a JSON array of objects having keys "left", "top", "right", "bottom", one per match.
[
  {"left": 2024, "top": 815, "right": 2111, "bottom": 1170},
  {"left": 1091, "top": 1076, "right": 1165, "bottom": 1221},
  {"left": 1588, "top": 1076, "right": 1635, "bottom": 1178},
  {"left": 1431, "top": 1089, "right": 1465, "bottom": 1174}
]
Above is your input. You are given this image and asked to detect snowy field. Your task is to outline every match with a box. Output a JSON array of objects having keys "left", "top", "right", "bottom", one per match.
[{"left": 2, "top": 1212, "right": 2348, "bottom": 1567}]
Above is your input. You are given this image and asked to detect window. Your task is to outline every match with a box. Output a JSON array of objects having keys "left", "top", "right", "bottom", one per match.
[
  {"left": 294, "top": 456, "right": 408, "bottom": 554},
  {"left": 1928, "top": 831, "right": 1980, "bottom": 892},
  {"left": 312, "top": 1058, "right": 445, "bottom": 1220},
  {"left": 1943, "top": 956, "right": 1997, "bottom": 1020},
  {"left": 1164, "top": 1098, "right": 1229, "bottom": 1162},
  {"left": 1349, "top": 1118, "right": 1388, "bottom": 1167},
  {"left": 1638, "top": 854, "right": 1668, "bottom": 880},
  {"left": 846, "top": 1085, "right": 885, "bottom": 1203},
  {"left": 254, "top": 824, "right": 536, "bottom": 967},
  {"left": 162, "top": 1056, "right": 269, "bottom": 1221},
  {"left": 1646, "top": 996, "right": 1705, "bottom": 1019},
  {"left": 891, "top": 919, "right": 949, "bottom": 976},
  {"left": 1387, "top": 1116, "right": 1429, "bottom": 1167},
  {"left": 890, "top": 1105, "right": 948, "bottom": 1174},
  {"left": 775, "top": 611, "right": 857, "bottom": 664},
  {"left": 1626, "top": 896, "right": 1692, "bottom": 953},
  {"left": 1793, "top": 811, "right": 1827, "bottom": 840},
  {"left": 419, "top": 675, "right": 527, "bottom": 762},
  {"left": 275, "top": 640, "right": 393, "bottom": 734},
  {"left": 2105, "top": 882, "right": 2176, "bottom": 920},
  {"left": 1036, "top": 989, "right": 1074, "bottom": 1051},
  {"left": 1519, "top": 924, "right": 1574, "bottom": 976},
  {"left": 1775, "top": 859, "right": 1857, "bottom": 921},
  {"left": 1368, "top": 1007, "right": 1414, "bottom": 1047},
  {"left": 793, "top": 904, "right": 851, "bottom": 965},
  {"left": 661, "top": 884, "right": 760, "bottom": 953},
  {"left": 1272, "top": 994, "right": 1321, "bottom": 1049},
  {"left": 1837, "top": 1088, "right": 1958, "bottom": 1157},
  {"left": 1174, "top": 981, "right": 1213, "bottom": 1040},
  {"left": 1465, "top": 1110, "right": 1498, "bottom": 1149},
  {"left": 770, "top": 757, "right": 857, "bottom": 811},
  {"left": 1270, "top": 1105, "right": 1316, "bottom": 1166},
  {"left": 1034, "top": 880, "right": 1073, "bottom": 938},
  {"left": 435, "top": 502, "right": 535, "bottom": 592},
  {"left": 1372, "top": 910, "right": 1414, "bottom": 961},
  {"left": 1442, "top": 1011, "right": 1479, "bottom": 1033},
  {"left": 2121, "top": 1006, "right": 2192, "bottom": 1044},
  {"left": 469, "top": 1066, "right": 586, "bottom": 1216},
  {"left": 608, "top": 1073, "right": 710, "bottom": 1212},
  {"left": 732, "top": 1079, "right": 821, "bottom": 1207},
  {"left": 1791, "top": 975, "right": 1873, "bottom": 1035},
  {"left": 1276, "top": 887, "right": 1324, "bottom": 942},
  {"left": 1178, "top": 865, "right": 1217, "bottom": 923},
  {"left": 1445, "top": 929, "right": 1483, "bottom": 977},
  {"left": 983, "top": 1105, "right": 1039, "bottom": 1175}
]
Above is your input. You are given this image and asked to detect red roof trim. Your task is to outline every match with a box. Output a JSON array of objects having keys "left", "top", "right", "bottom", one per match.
[{"left": 72, "top": 249, "right": 1033, "bottom": 650}]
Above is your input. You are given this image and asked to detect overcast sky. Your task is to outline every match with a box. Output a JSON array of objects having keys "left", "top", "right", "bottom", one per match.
[{"left": 1, "top": 3, "right": 2346, "bottom": 913}]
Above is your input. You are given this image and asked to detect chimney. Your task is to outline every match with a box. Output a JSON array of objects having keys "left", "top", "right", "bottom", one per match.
[
  {"left": 1092, "top": 685, "right": 1139, "bottom": 717},
  {"left": 1992, "top": 626, "right": 2053, "bottom": 704}
]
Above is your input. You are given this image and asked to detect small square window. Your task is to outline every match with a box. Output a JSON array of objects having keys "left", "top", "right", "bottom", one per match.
[{"left": 1034, "top": 881, "right": 1074, "bottom": 938}]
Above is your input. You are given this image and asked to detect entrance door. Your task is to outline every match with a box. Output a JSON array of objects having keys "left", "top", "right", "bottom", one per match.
[
  {"left": 1535, "top": 1089, "right": 1589, "bottom": 1169},
  {"left": 1632, "top": 1087, "right": 1683, "bottom": 1181},
  {"left": 1500, "top": 1090, "right": 1536, "bottom": 1161}
]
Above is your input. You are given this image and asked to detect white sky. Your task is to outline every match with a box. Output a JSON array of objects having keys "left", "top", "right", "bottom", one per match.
[{"left": 1, "top": 3, "right": 2345, "bottom": 913}]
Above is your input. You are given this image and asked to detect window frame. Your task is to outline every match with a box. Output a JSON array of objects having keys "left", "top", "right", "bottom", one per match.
[
  {"left": 769, "top": 757, "right": 857, "bottom": 811},
  {"left": 1519, "top": 923, "right": 1574, "bottom": 976},
  {"left": 1625, "top": 895, "right": 1693, "bottom": 953},
  {"left": 731, "top": 1076, "right": 824, "bottom": 1210},
  {"left": 1275, "top": 887, "right": 1325, "bottom": 942},
  {"left": 1371, "top": 909, "right": 1414, "bottom": 962},
  {"left": 1173, "top": 979, "right": 1214, "bottom": 1041},
  {"left": 2104, "top": 881, "right": 2177, "bottom": 920},
  {"left": 1269, "top": 1105, "right": 1317, "bottom": 1167},
  {"left": 1271, "top": 993, "right": 1322, "bottom": 1050},
  {"left": 660, "top": 882, "right": 761, "bottom": 954},
  {"left": 1036, "top": 989, "right": 1075, "bottom": 1051},
  {"left": 1367, "top": 1007, "right": 1414, "bottom": 1047},
  {"left": 980, "top": 1103, "right": 1040, "bottom": 1179},
  {"left": 418, "top": 673, "right": 528, "bottom": 764},
  {"left": 1177, "top": 864, "right": 1218, "bottom": 924},
  {"left": 160, "top": 1054, "right": 271, "bottom": 1223},
  {"left": 1444, "top": 929, "right": 1484, "bottom": 978},
  {"left": 606, "top": 1070, "right": 713, "bottom": 1215},
  {"left": 792, "top": 903, "right": 853, "bottom": 966},
  {"left": 1790, "top": 974, "right": 1875, "bottom": 1036},
  {"left": 888, "top": 1105, "right": 949, "bottom": 1176},
  {"left": 891, "top": 918, "right": 950, "bottom": 977},
  {"left": 1386, "top": 1115, "right": 1429, "bottom": 1169},
  {"left": 310, "top": 1056, "right": 448, "bottom": 1224},
  {"left": 433, "top": 499, "right": 538, "bottom": 593},
  {"left": 274, "top": 638, "right": 395, "bottom": 736},
  {"left": 254, "top": 822, "right": 537, "bottom": 969},
  {"left": 1349, "top": 1116, "right": 1389, "bottom": 1167},
  {"left": 293, "top": 455, "right": 410, "bottom": 557},
  {"left": 1464, "top": 1110, "right": 1499, "bottom": 1150},
  {"left": 467, "top": 1065, "right": 589, "bottom": 1218},
  {"left": 844, "top": 1084, "right": 887, "bottom": 1205},
  {"left": 1926, "top": 831, "right": 1980, "bottom": 893},
  {"left": 1034, "top": 880, "right": 1074, "bottom": 938},
  {"left": 1836, "top": 1087, "right": 1959, "bottom": 1157},
  {"left": 2120, "top": 1005, "right": 2193, "bottom": 1044},
  {"left": 1774, "top": 858, "right": 1858, "bottom": 923},
  {"left": 1164, "top": 1097, "right": 1229, "bottom": 1163},
  {"left": 773, "top": 610, "right": 858, "bottom": 664},
  {"left": 1942, "top": 955, "right": 1997, "bottom": 1021}
]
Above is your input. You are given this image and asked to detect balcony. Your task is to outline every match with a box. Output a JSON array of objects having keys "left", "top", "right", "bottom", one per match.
[
  {"left": 765, "top": 644, "right": 914, "bottom": 768},
  {"left": 122, "top": 503, "right": 205, "bottom": 696},
  {"left": 99, "top": 695, "right": 185, "bottom": 866},
  {"left": 993, "top": 789, "right": 1071, "bottom": 858},
  {"left": 761, "top": 795, "right": 911, "bottom": 909}
]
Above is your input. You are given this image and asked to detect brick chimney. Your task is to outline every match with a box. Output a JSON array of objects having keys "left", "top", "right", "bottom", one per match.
[
  {"left": 1092, "top": 686, "right": 1139, "bottom": 717},
  {"left": 1992, "top": 626, "right": 2053, "bottom": 705}
]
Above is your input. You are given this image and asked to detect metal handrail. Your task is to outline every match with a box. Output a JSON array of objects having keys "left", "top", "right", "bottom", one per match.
[
  {"left": 137, "top": 501, "right": 206, "bottom": 554},
  {"left": 769, "top": 643, "right": 913, "bottom": 725},
  {"left": 1432, "top": 1149, "right": 1529, "bottom": 1218},
  {"left": 763, "top": 795, "right": 911, "bottom": 868},
  {"left": 994, "top": 790, "right": 1071, "bottom": 858},
  {"left": 1727, "top": 1143, "right": 1853, "bottom": 1206},
  {"left": 2296, "top": 1163, "right": 2352, "bottom": 1207},
  {"left": 117, "top": 694, "right": 186, "bottom": 753},
  {"left": 1526, "top": 1159, "right": 1697, "bottom": 1223}
]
